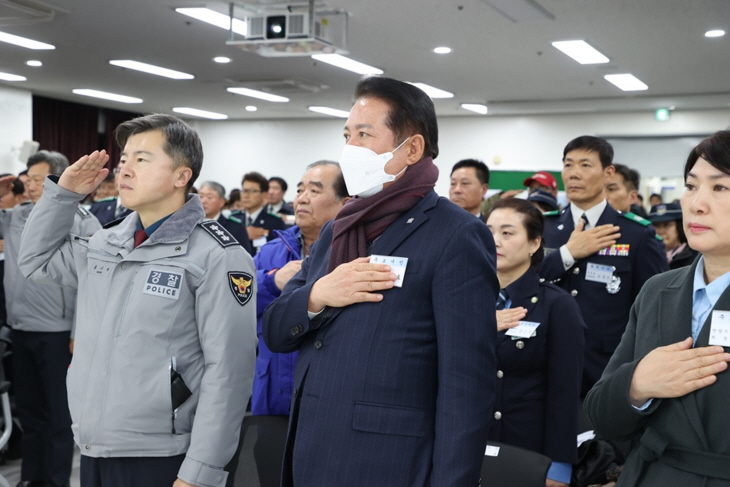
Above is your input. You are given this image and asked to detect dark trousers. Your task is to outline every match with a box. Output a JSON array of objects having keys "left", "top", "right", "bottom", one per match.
[
  {"left": 80, "top": 455, "right": 186, "bottom": 487},
  {"left": 11, "top": 329, "right": 74, "bottom": 487}
]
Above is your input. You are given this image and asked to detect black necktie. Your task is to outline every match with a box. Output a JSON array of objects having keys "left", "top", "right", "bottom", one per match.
[
  {"left": 247, "top": 215, "right": 253, "bottom": 226},
  {"left": 496, "top": 290, "right": 509, "bottom": 310},
  {"left": 581, "top": 213, "right": 590, "bottom": 230}
]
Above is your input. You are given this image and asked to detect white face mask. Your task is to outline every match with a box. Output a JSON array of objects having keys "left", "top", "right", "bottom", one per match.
[{"left": 339, "top": 138, "right": 409, "bottom": 198}]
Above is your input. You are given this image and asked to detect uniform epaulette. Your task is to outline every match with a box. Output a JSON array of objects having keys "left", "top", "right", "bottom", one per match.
[
  {"left": 228, "top": 215, "right": 242, "bottom": 224},
  {"left": 268, "top": 211, "right": 283, "bottom": 219},
  {"left": 655, "top": 234, "right": 664, "bottom": 242},
  {"left": 103, "top": 217, "right": 125, "bottom": 229},
  {"left": 199, "top": 220, "right": 239, "bottom": 248},
  {"left": 543, "top": 210, "right": 560, "bottom": 217},
  {"left": 77, "top": 206, "right": 92, "bottom": 218},
  {"left": 94, "top": 196, "right": 116, "bottom": 203},
  {"left": 621, "top": 211, "right": 651, "bottom": 227}
]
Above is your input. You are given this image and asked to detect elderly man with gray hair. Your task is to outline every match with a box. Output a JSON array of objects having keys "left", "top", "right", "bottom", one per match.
[{"left": 198, "top": 181, "right": 253, "bottom": 255}]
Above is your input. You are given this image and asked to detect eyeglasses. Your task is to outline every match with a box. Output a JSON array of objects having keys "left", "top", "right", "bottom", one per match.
[{"left": 241, "top": 189, "right": 261, "bottom": 195}]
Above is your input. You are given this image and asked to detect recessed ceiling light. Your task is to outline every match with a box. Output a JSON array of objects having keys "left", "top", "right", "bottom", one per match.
[
  {"left": 175, "top": 8, "right": 248, "bottom": 36},
  {"left": 705, "top": 29, "right": 726, "bottom": 38},
  {"left": 409, "top": 82, "right": 454, "bottom": 99},
  {"left": 26, "top": 60, "right": 42, "bottom": 67},
  {"left": 213, "top": 56, "right": 231, "bottom": 64},
  {"left": 461, "top": 103, "right": 488, "bottom": 115},
  {"left": 226, "top": 87, "right": 289, "bottom": 103},
  {"left": 245, "top": 106, "right": 258, "bottom": 112},
  {"left": 0, "top": 31, "right": 55, "bottom": 50},
  {"left": 72, "top": 89, "right": 143, "bottom": 104},
  {"left": 173, "top": 107, "right": 228, "bottom": 120},
  {"left": 433, "top": 47, "right": 452, "bottom": 54},
  {"left": 604, "top": 74, "right": 648, "bottom": 91},
  {"left": 0, "top": 71, "right": 26, "bottom": 82},
  {"left": 551, "top": 40, "right": 609, "bottom": 64},
  {"left": 308, "top": 106, "right": 350, "bottom": 118},
  {"left": 109, "top": 60, "right": 194, "bottom": 80},
  {"left": 311, "top": 54, "right": 383, "bottom": 75}
]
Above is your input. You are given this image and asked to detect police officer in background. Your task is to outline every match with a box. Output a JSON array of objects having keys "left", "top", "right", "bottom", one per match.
[
  {"left": 0, "top": 150, "right": 101, "bottom": 487},
  {"left": 198, "top": 181, "right": 253, "bottom": 255},
  {"left": 89, "top": 170, "right": 132, "bottom": 226},
  {"left": 539, "top": 136, "right": 668, "bottom": 397},
  {"left": 14, "top": 114, "right": 256, "bottom": 487}
]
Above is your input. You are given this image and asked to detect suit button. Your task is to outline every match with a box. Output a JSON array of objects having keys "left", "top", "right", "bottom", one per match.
[
  {"left": 516, "top": 340, "right": 525, "bottom": 349},
  {"left": 573, "top": 267, "right": 580, "bottom": 274},
  {"left": 290, "top": 325, "right": 301, "bottom": 335},
  {"left": 494, "top": 411, "right": 502, "bottom": 420},
  {"left": 571, "top": 289, "right": 578, "bottom": 296},
  {"left": 314, "top": 340, "right": 323, "bottom": 350},
  {"left": 120, "top": 263, "right": 127, "bottom": 270},
  {"left": 84, "top": 444, "right": 91, "bottom": 450},
  {"left": 497, "top": 370, "right": 503, "bottom": 379}
]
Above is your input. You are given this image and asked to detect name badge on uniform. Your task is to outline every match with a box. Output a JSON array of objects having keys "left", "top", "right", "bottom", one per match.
[
  {"left": 585, "top": 263, "right": 614, "bottom": 284},
  {"left": 597, "top": 244, "right": 630, "bottom": 256},
  {"left": 142, "top": 269, "right": 183, "bottom": 300},
  {"left": 506, "top": 321, "right": 540, "bottom": 339},
  {"left": 370, "top": 254, "right": 408, "bottom": 288},
  {"left": 709, "top": 310, "right": 730, "bottom": 347},
  {"left": 253, "top": 237, "right": 267, "bottom": 248}
]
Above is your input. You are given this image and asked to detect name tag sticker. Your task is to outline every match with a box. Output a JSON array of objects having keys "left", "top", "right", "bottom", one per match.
[
  {"left": 370, "top": 254, "right": 408, "bottom": 288},
  {"left": 709, "top": 310, "right": 730, "bottom": 347},
  {"left": 252, "top": 237, "right": 267, "bottom": 248},
  {"left": 142, "top": 269, "right": 183, "bottom": 300},
  {"left": 506, "top": 321, "right": 540, "bottom": 338},
  {"left": 485, "top": 445, "right": 501, "bottom": 457},
  {"left": 585, "top": 263, "right": 614, "bottom": 284}
]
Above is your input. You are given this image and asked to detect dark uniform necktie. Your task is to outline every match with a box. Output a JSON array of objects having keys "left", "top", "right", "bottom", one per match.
[
  {"left": 496, "top": 290, "right": 509, "bottom": 310},
  {"left": 133, "top": 229, "right": 148, "bottom": 249},
  {"left": 581, "top": 213, "right": 590, "bottom": 230},
  {"left": 247, "top": 215, "right": 253, "bottom": 226}
]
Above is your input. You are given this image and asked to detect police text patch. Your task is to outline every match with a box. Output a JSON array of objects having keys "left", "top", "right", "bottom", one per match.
[
  {"left": 142, "top": 269, "right": 183, "bottom": 300},
  {"left": 229, "top": 272, "right": 253, "bottom": 306}
]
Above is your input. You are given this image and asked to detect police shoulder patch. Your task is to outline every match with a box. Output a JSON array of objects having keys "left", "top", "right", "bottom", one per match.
[
  {"left": 200, "top": 220, "right": 238, "bottom": 247},
  {"left": 228, "top": 271, "right": 253, "bottom": 306},
  {"left": 621, "top": 211, "right": 651, "bottom": 227}
]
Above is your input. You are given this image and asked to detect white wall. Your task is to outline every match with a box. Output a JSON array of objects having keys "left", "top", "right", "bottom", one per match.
[
  {"left": 191, "top": 108, "right": 730, "bottom": 198},
  {"left": 0, "top": 85, "right": 33, "bottom": 175}
]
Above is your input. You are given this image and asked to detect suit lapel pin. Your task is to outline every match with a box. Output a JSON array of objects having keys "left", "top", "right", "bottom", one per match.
[
  {"left": 407, "top": 218, "right": 414, "bottom": 224},
  {"left": 558, "top": 224, "right": 564, "bottom": 230},
  {"left": 531, "top": 296, "right": 538, "bottom": 303}
]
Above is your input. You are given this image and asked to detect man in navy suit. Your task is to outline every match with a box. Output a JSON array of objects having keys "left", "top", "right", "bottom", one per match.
[
  {"left": 198, "top": 181, "right": 253, "bottom": 255},
  {"left": 89, "top": 171, "right": 132, "bottom": 225},
  {"left": 539, "top": 135, "right": 668, "bottom": 396},
  {"left": 237, "top": 172, "right": 287, "bottom": 255},
  {"left": 263, "top": 76, "right": 499, "bottom": 486}
]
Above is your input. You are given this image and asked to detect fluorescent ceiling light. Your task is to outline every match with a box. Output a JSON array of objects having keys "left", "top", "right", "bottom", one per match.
[
  {"left": 433, "top": 47, "right": 452, "bottom": 54},
  {"left": 705, "top": 29, "right": 725, "bottom": 38},
  {"left": 245, "top": 106, "right": 258, "bottom": 112},
  {"left": 552, "top": 40, "right": 609, "bottom": 64},
  {"left": 26, "top": 60, "right": 42, "bottom": 67},
  {"left": 175, "top": 8, "right": 247, "bottom": 36},
  {"left": 173, "top": 107, "right": 228, "bottom": 120},
  {"left": 311, "top": 54, "right": 383, "bottom": 75},
  {"left": 0, "top": 31, "right": 55, "bottom": 50},
  {"left": 109, "top": 60, "right": 194, "bottom": 80},
  {"left": 409, "top": 82, "right": 454, "bottom": 99},
  {"left": 213, "top": 56, "right": 231, "bottom": 64},
  {"left": 461, "top": 103, "right": 488, "bottom": 115},
  {"left": 72, "top": 89, "right": 143, "bottom": 104},
  {"left": 227, "top": 87, "right": 289, "bottom": 102},
  {"left": 0, "top": 71, "right": 26, "bottom": 82},
  {"left": 604, "top": 74, "right": 648, "bottom": 91},
  {"left": 308, "top": 106, "right": 350, "bottom": 118}
]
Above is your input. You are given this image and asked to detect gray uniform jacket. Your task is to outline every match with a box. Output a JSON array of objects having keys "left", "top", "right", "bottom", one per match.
[
  {"left": 0, "top": 200, "right": 100, "bottom": 332},
  {"left": 18, "top": 179, "right": 257, "bottom": 487}
]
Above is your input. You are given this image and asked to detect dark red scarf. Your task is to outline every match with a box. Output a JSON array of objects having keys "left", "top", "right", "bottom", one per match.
[{"left": 327, "top": 157, "right": 439, "bottom": 273}]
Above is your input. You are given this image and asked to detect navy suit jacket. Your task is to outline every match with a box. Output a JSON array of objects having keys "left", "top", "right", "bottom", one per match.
[
  {"left": 216, "top": 214, "right": 253, "bottom": 255},
  {"left": 539, "top": 204, "right": 668, "bottom": 395},
  {"left": 488, "top": 268, "right": 585, "bottom": 465},
  {"left": 89, "top": 197, "right": 132, "bottom": 226},
  {"left": 263, "top": 190, "right": 499, "bottom": 487}
]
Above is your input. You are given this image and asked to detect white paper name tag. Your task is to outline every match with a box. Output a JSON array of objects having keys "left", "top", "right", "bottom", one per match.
[
  {"left": 585, "top": 262, "right": 614, "bottom": 284},
  {"left": 370, "top": 254, "right": 408, "bottom": 288},
  {"left": 252, "top": 236, "right": 267, "bottom": 248},
  {"left": 709, "top": 310, "right": 730, "bottom": 347},
  {"left": 506, "top": 321, "right": 540, "bottom": 338},
  {"left": 485, "top": 445, "right": 501, "bottom": 457}
]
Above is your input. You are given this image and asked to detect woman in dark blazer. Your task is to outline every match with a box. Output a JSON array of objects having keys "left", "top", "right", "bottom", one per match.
[
  {"left": 585, "top": 130, "right": 730, "bottom": 486},
  {"left": 486, "top": 198, "right": 586, "bottom": 487}
]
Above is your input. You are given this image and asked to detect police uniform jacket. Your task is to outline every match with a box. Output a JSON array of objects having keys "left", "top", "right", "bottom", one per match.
[
  {"left": 539, "top": 204, "right": 668, "bottom": 394},
  {"left": 488, "top": 268, "right": 585, "bottom": 466},
  {"left": 89, "top": 196, "right": 132, "bottom": 226},
  {"left": 17, "top": 178, "right": 257, "bottom": 487},
  {"left": 1, "top": 200, "right": 100, "bottom": 332},
  {"left": 263, "top": 190, "right": 499, "bottom": 487},
  {"left": 585, "top": 258, "right": 730, "bottom": 486}
]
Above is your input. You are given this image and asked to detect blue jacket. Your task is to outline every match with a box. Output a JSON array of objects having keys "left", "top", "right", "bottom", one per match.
[{"left": 251, "top": 225, "right": 301, "bottom": 415}]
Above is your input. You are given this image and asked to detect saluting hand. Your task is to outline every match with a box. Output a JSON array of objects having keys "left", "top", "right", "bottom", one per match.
[
  {"left": 0, "top": 174, "right": 17, "bottom": 198},
  {"left": 308, "top": 256, "right": 396, "bottom": 311},
  {"left": 57, "top": 150, "right": 110, "bottom": 195},
  {"left": 496, "top": 307, "right": 526, "bottom": 332},
  {"left": 629, "top": 337, "right": 730, "bottom": 407},
  {"left": 565, "top": 219, "right": 621, "bottom": 260}
]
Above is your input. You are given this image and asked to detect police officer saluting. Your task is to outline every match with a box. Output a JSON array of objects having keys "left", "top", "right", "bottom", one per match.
[{"left": 13, "top": 114, "right": 257, "bottom": 487}]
